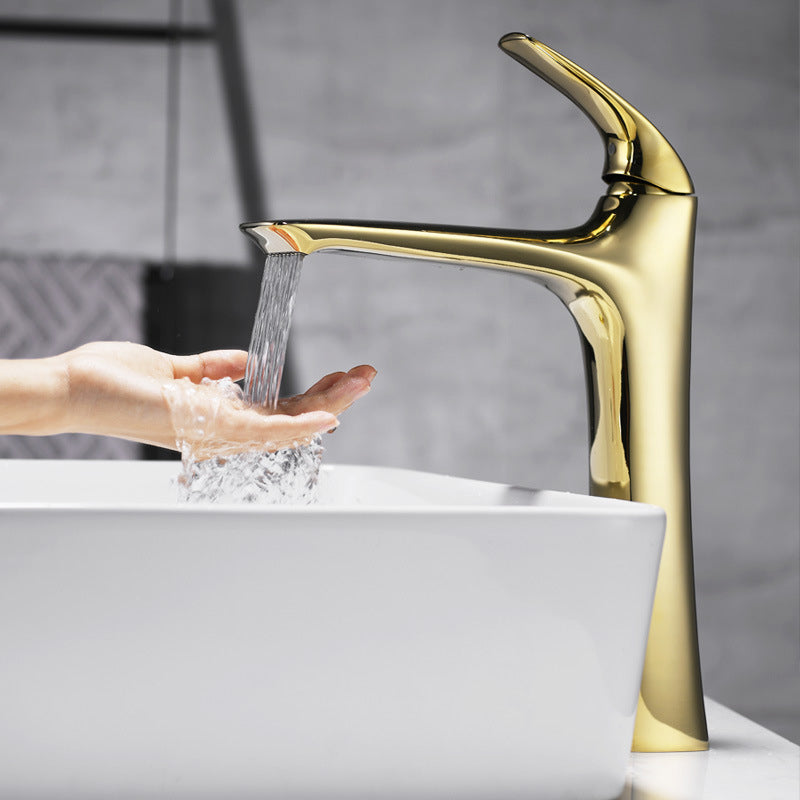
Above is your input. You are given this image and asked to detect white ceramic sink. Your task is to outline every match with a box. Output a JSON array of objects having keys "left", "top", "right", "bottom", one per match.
[{"left": 0, "top": 459, "right": 664, "bottom": 800}]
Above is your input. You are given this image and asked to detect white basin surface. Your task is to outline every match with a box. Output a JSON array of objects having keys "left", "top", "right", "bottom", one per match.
[{"left": 0, "top": 459, "right": 665, "bottom": 800}]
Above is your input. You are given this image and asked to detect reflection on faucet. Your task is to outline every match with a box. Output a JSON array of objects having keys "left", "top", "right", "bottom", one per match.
[
  {"left": 618, "top": 751, "right": 709, "bottom": 800},
  {"left": 242, "top": 33, "right": 707, "bottom": 752},
  {"left": 567, "top": 290, "right": 629, "bottom": 498}
]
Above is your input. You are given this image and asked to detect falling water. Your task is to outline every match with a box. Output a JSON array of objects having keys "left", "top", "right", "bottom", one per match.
[
  {"left": 174, "top": 252, "right": 325, "bottom": 504},
  {"left": 244, "top": 252, "right": 305, "bottom": 409}
]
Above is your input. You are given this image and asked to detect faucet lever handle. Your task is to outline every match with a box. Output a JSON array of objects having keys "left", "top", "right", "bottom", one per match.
[{"left": 499, "top": 33, "right": 693, "bottom": 195}]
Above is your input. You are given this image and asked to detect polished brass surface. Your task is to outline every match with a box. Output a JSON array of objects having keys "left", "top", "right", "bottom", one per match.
[
  {"left": 241, "top": 33, "right": 707, "bottom": 752},
  {"left": 497, "top": 33, "right": 694, "bottom": 195}
]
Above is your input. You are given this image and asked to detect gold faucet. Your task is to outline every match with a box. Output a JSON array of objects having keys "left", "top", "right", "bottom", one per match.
[{"left": 241, "top": 33, "right": 707, "bottom": 753}]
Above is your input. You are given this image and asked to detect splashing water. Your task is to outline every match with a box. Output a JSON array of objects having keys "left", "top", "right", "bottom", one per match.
[
  {"left": 171, "top": 252, "right": 325, "bottom": 504},
  {"left": 175, "top": 428, "right": 324, "bottom": 505}
]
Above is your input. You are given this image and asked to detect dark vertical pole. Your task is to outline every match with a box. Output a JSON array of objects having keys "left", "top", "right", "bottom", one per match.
[
  {"left": 210, "top": 0, "right": 267, "bottom": 237},
  {"left": 210, "top": 0, "right": 296, "bottom": 395},
  {"left": 162, "top": 0, "right": 182, "bottom": 278}
]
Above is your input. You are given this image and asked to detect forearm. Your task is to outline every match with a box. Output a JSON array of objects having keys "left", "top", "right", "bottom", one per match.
[{"left": 0, "top": 356, "right": 69, "bottom": 436}]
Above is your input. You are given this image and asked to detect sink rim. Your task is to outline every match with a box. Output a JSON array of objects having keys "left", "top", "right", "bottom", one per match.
[{"left": 0, "top": 459, "right": 666, "bottom": 517}]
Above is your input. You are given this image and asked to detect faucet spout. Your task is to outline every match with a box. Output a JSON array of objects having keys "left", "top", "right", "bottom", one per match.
[{"left": 241, "top": 33, "right": 707, "bottom": 754}]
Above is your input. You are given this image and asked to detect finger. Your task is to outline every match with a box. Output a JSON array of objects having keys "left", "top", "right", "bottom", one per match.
[
  {"left": 299, "top": 365, "right": 376, "bottom": 398},
  {"left": 312, "top": 365, "right": 376, "bottom": 414},
  {"left": 170, "top": 350, "right": 248, "bottom": 382},
  {"left": 280, "top": 365, "right": 377, "bottom": 416},
  {"left": 345, "top": 364, "right": 378, "bottom": 383},
  {"left": 280, "top": 376, "right": 367, "bottom": 416},
  {"left": 322, "top": 375, "right": 372, "bottom": 416},
  {"left": 303, "top": 371, "right": 346, "bottom": 395}
]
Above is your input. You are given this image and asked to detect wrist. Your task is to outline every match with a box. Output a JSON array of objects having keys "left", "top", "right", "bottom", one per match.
[
  {"left": 0, "top": 354, "right": 71, "bottom": 436},
  {"left": 46, "top": 353, "right": 73, "bottom": 434}
]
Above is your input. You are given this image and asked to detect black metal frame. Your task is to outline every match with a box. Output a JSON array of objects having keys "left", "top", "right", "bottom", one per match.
[{"left": 0, "top": 17, "right": 211, "bottom": 41}]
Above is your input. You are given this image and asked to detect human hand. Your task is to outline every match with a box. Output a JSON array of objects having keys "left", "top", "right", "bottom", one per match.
[{"left": 51, "top": 342, "right": 374, "bottom": 455}]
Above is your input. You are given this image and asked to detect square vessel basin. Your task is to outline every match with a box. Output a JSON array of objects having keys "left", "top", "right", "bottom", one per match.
[{"left": 0, "top": 459, "right": 664, "bottom": 800}]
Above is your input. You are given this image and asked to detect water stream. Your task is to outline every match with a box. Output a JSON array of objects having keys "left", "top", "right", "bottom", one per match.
[
  {"left": 174, "top": 253, "right": 325, "bottom": 504},
  {"left": 244, "top": 252, "right": 304, "bottom": 409}
]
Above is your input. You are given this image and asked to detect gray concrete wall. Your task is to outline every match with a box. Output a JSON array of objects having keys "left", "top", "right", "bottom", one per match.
[{"left": 0, "top": 1, "right": 798, "bottom": 742}]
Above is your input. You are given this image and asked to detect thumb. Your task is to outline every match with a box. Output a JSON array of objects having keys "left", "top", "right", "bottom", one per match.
[{"left": 170, "top": 350, "right": 248, "bottom": 383}]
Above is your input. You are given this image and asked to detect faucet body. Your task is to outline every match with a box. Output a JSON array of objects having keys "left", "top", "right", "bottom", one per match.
[{"left": 242, "top": 34, "right": 707, "bottom": 753}]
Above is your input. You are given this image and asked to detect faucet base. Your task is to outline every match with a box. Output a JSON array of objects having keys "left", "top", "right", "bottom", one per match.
[{"left": 633, "top": 696, "right": 709, "bottom": 752}]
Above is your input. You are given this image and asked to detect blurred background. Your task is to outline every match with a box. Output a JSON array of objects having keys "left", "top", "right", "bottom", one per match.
[{"left": 0, "top": 0, "right": 797, "bottom": 742}]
